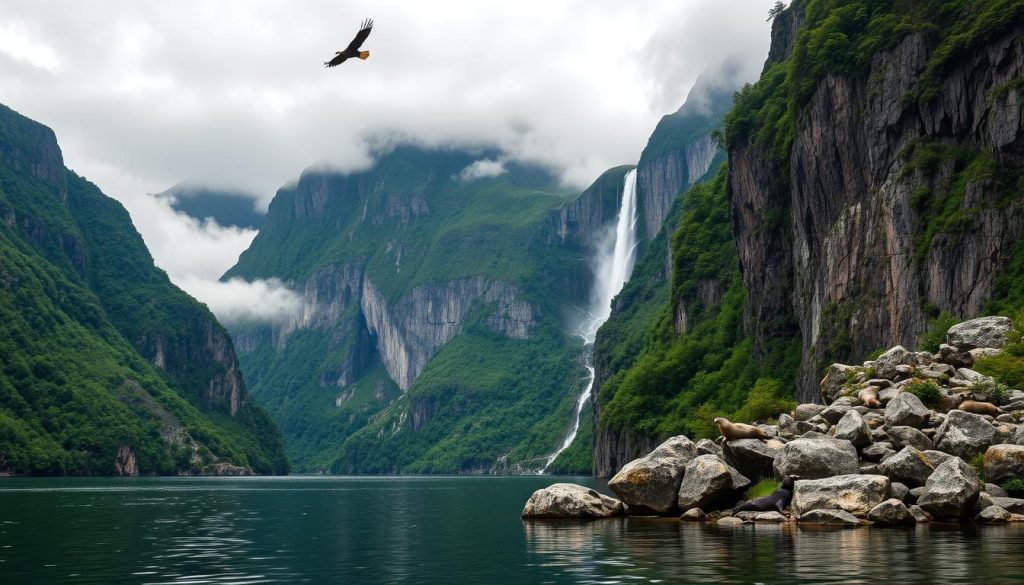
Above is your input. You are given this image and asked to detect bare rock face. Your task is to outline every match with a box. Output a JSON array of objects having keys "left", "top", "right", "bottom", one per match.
[
  {"left": 522, "top": 483, "right": 624, "bottom": 518},
  {"left": 792, "top": 474, "right": 890, "bottom": 517},
  {"left": 114, "top": 445, "right": 138, "bottom": 476},
  {"left": 917, "top": 457, "right": 981, "bottom": 520},
  {"left": 947, "top": 316, "right": 1013, "bottom": 351},
  {"left": 723, "top": 438, "right": 783, "bottom": 480},
  {"left": 934, "top": 410, "right": 996, "bottom": 460},
  {"left": 835, "top": 410, "right": 872, "bottom": 447},
  {"left": 820, "top": 365, "right": 861, "bottom": 404},
  {"left": 676, "top": 455, "right": 751, "bottom": 511},
  {"left": 608, "top": 436, "right": 697, "bottom": 514},
  {"left": 983, "top": 444, "right": 1024, "bottom": 485},
  {"left": 773, "top": 438, "right": 859, "bottom": 480}
]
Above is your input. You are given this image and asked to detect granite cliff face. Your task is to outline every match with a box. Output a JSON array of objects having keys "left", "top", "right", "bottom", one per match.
[{"left": 729, "top": 11, "right": 1024, "bottom": 402}]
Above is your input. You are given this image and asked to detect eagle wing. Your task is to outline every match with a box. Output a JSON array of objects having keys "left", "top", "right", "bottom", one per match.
[
  {"left": 344, "top": 18, "right": 373, "bottom": 53},
  {"left": 325, "top": 54, "right": 347, "bottom": 68}
]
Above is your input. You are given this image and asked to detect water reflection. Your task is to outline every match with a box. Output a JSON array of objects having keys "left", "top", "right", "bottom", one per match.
[{"left": 524, "top": 518, "right": 1024, "bottom": 584}]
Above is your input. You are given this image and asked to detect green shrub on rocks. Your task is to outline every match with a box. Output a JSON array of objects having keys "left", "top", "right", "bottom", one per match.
[
  {"left": 919, "top": 311, "right": 961, "bottom": 353},
  {"left": 906, "top": 379, "right": 943, "bottom": 409},
  {"left": 746, "top": 479, "right": 780, "bottom": 500},
  {"left": 1003, "top": 479, "right": 1024, "bottom": 497},
  {"left": 974, "top": 313, "right": 1024, "bottom": 388}
]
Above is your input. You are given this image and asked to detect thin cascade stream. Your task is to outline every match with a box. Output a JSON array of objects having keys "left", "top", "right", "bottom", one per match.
[{"left": 541, "top": 168, "right": 639, "bottom": 473}]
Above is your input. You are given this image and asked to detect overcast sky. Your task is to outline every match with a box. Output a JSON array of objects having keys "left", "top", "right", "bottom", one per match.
[{"left": 0, "top": 0, "right": 775, "bottom": 321}]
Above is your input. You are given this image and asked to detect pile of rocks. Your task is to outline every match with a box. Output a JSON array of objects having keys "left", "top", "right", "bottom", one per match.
[{"left": 522, "top": 316, "right": 1024, "bottom": 525}]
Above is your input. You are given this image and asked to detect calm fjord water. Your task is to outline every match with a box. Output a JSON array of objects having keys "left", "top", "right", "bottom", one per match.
[{"left": 2, "top": 476, "right": 1024, "bottom": 584}]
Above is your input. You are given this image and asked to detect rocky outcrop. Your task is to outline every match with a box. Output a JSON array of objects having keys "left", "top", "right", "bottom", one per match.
[
  {"left": 521, "top": 483, "right": 624, "bottom": 518},
  {"left": 917, "top": 457, "right": 981, "bottom": 520},
  {"left": 984, "top": 444, "right": 1024, "bottom": 485},
  {"left": 547, "top": 166, "right": 632, "bottom": 248},
  {"left": 675, "top": 455, "right": 750, "bottom": 510},
  {"left": 792, "top": 474, "right": 890, "bottom": 517},
  {"left": 607, "top": 436, "right": 697, "bottom": 514},
  {"left": 729, "top": 7, "right": 1024, "bottom": 402},
  {"left": 772, "top": 438, "right": 859, "bottom": 480}
]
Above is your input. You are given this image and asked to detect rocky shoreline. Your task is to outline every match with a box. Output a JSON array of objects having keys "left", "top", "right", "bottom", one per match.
[{"left": 524, "top": 316, "right": 1024, "bottom": 526}]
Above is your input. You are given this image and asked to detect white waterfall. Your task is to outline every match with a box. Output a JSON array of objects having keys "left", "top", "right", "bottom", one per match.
[{"left": 542, "top": 169, "right": 639, "bottom": 473}]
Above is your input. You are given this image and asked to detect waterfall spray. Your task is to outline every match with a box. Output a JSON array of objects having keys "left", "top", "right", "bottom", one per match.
[{"left": 542, "top": 169, "right": 639, "bottom": 472}]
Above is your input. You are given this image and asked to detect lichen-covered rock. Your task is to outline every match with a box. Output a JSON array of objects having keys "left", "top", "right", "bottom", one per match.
[
  {"left": 835, "top": 410, "right": 872, "bottom": 447},
  {"left": 877, "top": 447, "right": 936, "bottom": 487},
  {"left": 983, "top": 444, "right": 1024, "bottom": 484},
  {"left": 917, "top": 457, "right": 981, "bottom": 520},
  {"left": 676, "top": 455, "right": 751, "bottom": 511},
  {"left": 723, "top": 438, "right": 783, "bottom": 480},
  {"left": 792, "top": 474, "right": 890, "bottom": 517},
  {"left": 522, "top": 483, "right": 623, "bottom": 518},
  {"left": 885, "top": 426, "right": 934, "bottom": 451},
  {"left": 934, "top": 410, "right": 996, "bottom": 460},
  {"left": 956, "top": 368, "right": 995, "bottom": 385},
  {"left": 820, "top": 365, "right": 862, "bottom": 405},
  {"left": 798, "top": 509, "right": 863, "bottom": 526},
  {"left": 867, "top": 498, "right": 914, "bottom": 525},
  {"left": 976, "top": 505, "right": 1011, "bottom": 523},
  {"left": 946, "top": 316, "right": 1012, "bottom": 351},
  {"left": 885, "top": 393, "right": 931, "bottom": 429},
  {"left": 608, "top": 435, "right": 697, "bottom": 514},
  {"left": 773, "top": 438, "right": 859, "bottom": 480}
]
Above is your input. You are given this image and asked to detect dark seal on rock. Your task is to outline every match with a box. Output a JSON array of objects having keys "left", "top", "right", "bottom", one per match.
[{"left": 732, "top": 475, "right": 799, "bottom": 515}]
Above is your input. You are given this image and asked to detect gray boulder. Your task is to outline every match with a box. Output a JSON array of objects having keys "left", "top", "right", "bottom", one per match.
[
  {"left": 723, "top": 438, "right": 782, "bottom": 480},
  {"left": 938, "top": 343, "right": 974, "bottom": 368},
  {"left": 885, "top": 393, "right": 931, "bottom": 429},
  {"left": 992, "top": 497, "right": 1024, "bottom": 513},
  {"left": 877, "top": 447, "right": 936, "bottom": 487},
  {"left": 874, "top": 346, "right": 916, "bottom": 380},
  {"left": 716, "top": 516, "right": 746, "bottom": 526},
  {"left": 917, "top": 457, "right": 981, "bottom": 520},
  {"left": 890, "top": 482, "right": 910, "bottom": 502},
  {"left": 922, "top": 450, "right": 957, "bottom": 467},
  {"left": 676, "top": 455, "right": 751, "bottom": 510},
  {"left": 821, "top": 401, "right": 853, "bottom": 425},
  {"left": 946, "top": 316, "right": 1012, "bottom": 351},
  {"left": 909, "top": 505, "right": 932, "bottom": 523},
  {"left": 696, "top": 438, "right": 724, "bottom": 458},
  {"left": 794, "top": 404, "right": 826, "bottom": 421},
  {"left": 861, "top": 442, "right": 896, "bottom": 463},
  {"left": 734, "top": 510, "right": 787, "bottom": 522},
  {"left": 885, "top": 426, "right": 934, "bottom": 451},
  {"left": 835, "top": 410, "right": 872, "bottom": 447},
  {"left": 798, "top": 509, "right": 863, "bottom": 526},
  {"left": 985, "top": 483, "right": 1009, "bottom": 497},
  {"left": 522, "top": 483, "right": 623, "bottom": 518},
  {"left": 976, "top": 505, "right": 1011, "bottom": 523},
  {"left": 608, "top": 435, "right": 696, "bottom": 514},
  {"left": 792, "top": 474, "right": 890, "bottom": 517},
  {"left": 956, "top": 368, "right": 994, "bottom": 385},
  {"left": 934, "top": 410, "right": 996, "bottom": 460},
  {"left": 773, "top": 438, "right": 859, "bottom": 480},
  {"left": 983, "top": 444, "right": 1024, "bottom": 484},
  {"left": 680, "top": 508, "right": 706, "bottom": 521},
  {"left": 867, "top": 499, "right": 914, "bottom": 525}
]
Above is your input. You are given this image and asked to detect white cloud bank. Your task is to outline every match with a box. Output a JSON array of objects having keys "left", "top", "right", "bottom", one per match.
[{"left": 0, "top": 0, "right": 775, "bottom": 322}]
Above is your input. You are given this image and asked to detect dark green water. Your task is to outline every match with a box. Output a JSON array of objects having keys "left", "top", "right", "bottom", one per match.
[{"left": 2, "top": 476, "right": 1024, "bottom": 584}]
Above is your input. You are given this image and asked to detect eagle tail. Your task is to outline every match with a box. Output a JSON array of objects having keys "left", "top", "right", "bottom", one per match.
[{"left": 358, "top": 51, "right": 370, "bottom": 60}]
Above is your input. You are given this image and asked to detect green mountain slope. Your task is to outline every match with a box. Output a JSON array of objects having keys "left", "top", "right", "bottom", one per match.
[{"left": 0, "top": 104, "right": 286, "bottom": 475}]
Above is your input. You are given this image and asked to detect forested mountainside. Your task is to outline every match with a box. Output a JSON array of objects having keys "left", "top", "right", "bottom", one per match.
[
  {"left": 592, "top": 0, "right": 1024, "bottom": 476},
  {"left": 0, "top": 104, "right": 286, "bottom": 475},
  {"left": 223, "top": 71, "right": 732, "bottom": 474}
]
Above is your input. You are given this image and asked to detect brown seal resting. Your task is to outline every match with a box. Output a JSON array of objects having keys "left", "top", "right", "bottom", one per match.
[
  {"left": 714, "top": 417, "right": 770, "bottom": 443},
  {"left": 857, "top": 386, "right": 882, "bottom": 409},
  {"left": 958, "top": 400, "right": 1002, "bottom": 416}
]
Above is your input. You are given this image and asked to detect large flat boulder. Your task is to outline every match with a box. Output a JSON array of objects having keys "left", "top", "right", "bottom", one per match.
[
  {"left": 791, "top": 474, "right": 890, "bottom": 517},
  {"left": 983, "top": 444, "right": 1024, "bottom": 484},
  {"left": 917, "top": 457, "right": 980, "bottom": 520},
  {"left": 946, "top": 316, "right": 1012, "bottom": 351},
  {"left": 797, "top": 509, "right": 864, "bottom": 526},
  {"left": 522, "top": 483, "right": 623, "bottom": 518},
  {"left": 723, "top": 438, "right": 782, "bottom": 480},
  {"left": 877, "top": 447, "right": 936, "bottom": 487},
  {"left": 934, "top": 410, "right": 996, "bottom": 460},
  {"left": 773, "top": 438, "right": 858, "bottom": 480},
  {"left": 608, "top": 435, "right": 696, "bottom": 514},
  {"left": 676, "top": 455, "right": 751, "bottom": 511}
]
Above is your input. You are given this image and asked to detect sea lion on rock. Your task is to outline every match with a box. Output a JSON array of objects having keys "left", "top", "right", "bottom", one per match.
[
  {"left": 857, "top": 386, "right": 882, "bottom": 409},
  {"left": 733, "top": 475, "right": 799, "bottom": 514},
  {"left": 714, "top": 417, "right": 770, "bottom": 443},
  {"left": 958, "top": 400, "right": 1002, "bottom": 416}
]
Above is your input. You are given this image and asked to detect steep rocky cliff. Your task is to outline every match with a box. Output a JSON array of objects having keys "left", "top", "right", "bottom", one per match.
[
  {"left": 0, "top": 103, "right": 286, "bottom": 475},
  {"left": 226, "top": 147, "right": 596, "bottom": 472},
  {"left": 591, "top": 0, "right": 1024, "bottom": 476},
  {"left": 727, "top": 0, "right": 1024, "bottom": 402}
]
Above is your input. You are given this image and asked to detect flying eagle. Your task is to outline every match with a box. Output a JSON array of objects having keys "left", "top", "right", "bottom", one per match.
[{"left": 325, "top": 19, "right": 373, "bottom": 68}]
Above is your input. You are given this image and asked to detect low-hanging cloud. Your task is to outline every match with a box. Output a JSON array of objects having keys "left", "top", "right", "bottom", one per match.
[
  {"left": 175, "top": 275, "right": 302, "bottom": 324},
  {"left": 459, "top": 158, "right": 507, "bottom": 182},
  {"left": 0, "top": 1, "right": 774, "bottom": 323}
]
